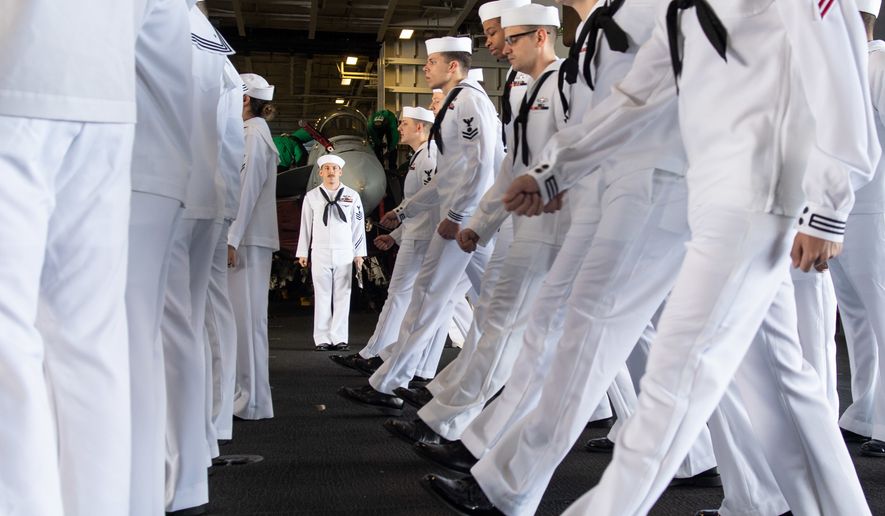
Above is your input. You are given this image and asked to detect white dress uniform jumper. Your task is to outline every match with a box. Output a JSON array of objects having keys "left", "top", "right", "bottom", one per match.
[
  {"left": 297, "top": 183, "right": 368, "bottom": 346},
  {"left": 0, "top": 1, "right": 136, "bottom": 515},
  {"left": 229, "top": 113, "right": 280, "bottom": 420}
]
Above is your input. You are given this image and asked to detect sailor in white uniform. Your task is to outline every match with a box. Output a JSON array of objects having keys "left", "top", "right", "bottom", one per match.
[
  {"left": 128, "top": 0, "right": 193, "bottom": 514},
  {"left": 0, "top": 2, "right": 136, "bottom": 515},
  {"left": 296, "top": 154, "right": 368, "bottom": 350},
  {"left": 833, "top": 0, "right": 885, "bottom": 456},
  {"left": 497, "top": 1, "right": 875, "bottom": 514},
  {"left": 205, "top": 59, "right": 245, "bottom": 447},
  {"left": 162, "top": 6, "right": 235, "bottom": 512},
  {"left": 340, "top": 36, "right": 499, "bottom": 411},
  {"left": 229, "top": 73, "right": 280, "bottom": 421},
  {"left": 390, "top": 3, "right": 572, "bottom": 445}
]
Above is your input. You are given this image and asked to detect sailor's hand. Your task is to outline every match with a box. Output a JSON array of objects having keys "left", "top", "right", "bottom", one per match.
[
  {"left": 457, "top": 229, "right": 480, "bottom": 253},
  {"left": 503, "top": 175, "right": 543, "bottom": 216},
  {"left": 543, "top": 192, "right": 566, "bottom": 213},
  {"left": 380, "top": 211, "right": 401, "bottom": 229},
  {"left": 354, "top": 256, "right": 365, "bottom": 270},
  {"left": 374, "top": 235, "right": 395, "bottom": 251},
  {"left": 438, "top": 219, "right": 460, "bottom": 240},
  {"left": 297, "top": 256, "right": 308, "bottom": 268},
  {"left": 227, "top": 246, "right": 237, "bottom": 268},
  {"left": 791, "top": 233, "right": 842, "bottom": 273}
]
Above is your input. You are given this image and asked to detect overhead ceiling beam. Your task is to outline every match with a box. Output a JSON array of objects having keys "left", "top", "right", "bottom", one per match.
[
  {"left": 376, "top": 0, "right": 400, "bottom": 42},
  {"left": 447, "top": 0, "right": 480, "bottom": 36},
  {"left": 218, "top": 28, "right": 382, "bottom": 57},
  {"left": 231, "top": 0, "right": 246, "bottom": 36},
  {"left": 309, "top": 0, "right": 319, "bottom": 39}
]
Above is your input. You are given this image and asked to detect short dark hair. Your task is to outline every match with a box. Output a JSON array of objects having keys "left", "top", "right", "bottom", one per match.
[
  {"left": 249, "top": 97, "right": 276, "bottom": 120},
  {"left": 862, "top": 12, "right": 877, "bottom": 34},
  {"left": 440, "top": 51, "right": 472, "bottom": 73}
]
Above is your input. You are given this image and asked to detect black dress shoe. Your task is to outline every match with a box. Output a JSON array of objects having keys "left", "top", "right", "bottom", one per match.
[
  {"left": 393, "top": 386, "right": 433, "bottom": 409},
  {"left": 841, "top": 427, "right": 871, "bottom": 443},
  {"left": 584, "top": 436, "right": 615, "bottom": 453},
  {"left": 669, "top": 467, "right": 722, "bottom": 488},
  {"left": 586, "top": 416, "right": 616, "bottom": 429},
  {"left": 414, "top": 440, "right": 478, "bottom": 473},
  {"left": 315, "top": 343, "right": 333, "bottom": 351},
  {"left": 329, "top": 352, "right": 363, "bottom": 371},
  {"left": 338, "top": 385, "right": 403, "bottom": 416},
  {"left": 354, "top": 355, "right": 384, "bottom": 376},
  {"left": 694, "top": 511, "right": 720, "bottom": 516},
  {"left": 384, "top": 418, "right": 448, "bottom": 445},
  {"left": 166, "top": 504, "right": 208, "bottom": 516},
  {"left": 421, "top": 474, "right": 503, "bottom": 516},
  {"left": 332, "top": 342, "right": 350, "bottom": 351},
  {"left": 860, "top": 438, "right": 885, "bottom": 457}
]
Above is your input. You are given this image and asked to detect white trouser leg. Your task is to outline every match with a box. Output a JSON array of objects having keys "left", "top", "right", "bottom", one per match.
[
  {"left": 830, "top": 212, "right": 885, "bottom": 438},
  {"left": 708, "top": 384, "right": 790, "bottom": 516},
  {"left": 360, "top": 239, "right": 429, "bottom": 358},
  {"left": 310, "top": 250, "right": 335, "bottom": 345},
  {"left": 473, "top": 169, "right": 703, "bottom": 516},
  {"left": 562, "top": 208, "right": 868, "bottom": 516},
  {"left": 419, "top": 240, "right": 560, "bottom": 440},
  {"left": 447, "top": 295, "right": 475, "bottom": 348},
  {"left": 605, "top": 324, "right": 718, "bottom": 480},
  {"left": 415, "top": 274, "right": 473, "bottom": 380},
  {"left": 790, "top": 267, "right": 839, "bottom": 413},
  {"left": 128, "top": 192, "right": 181, "bottom": 516},
  {"left": 205, "top": 219, "right": 236, "bottom": 442},
  {"left": 460, "top": 175, "right": 603, "bottom": 458},
  {"left": 230, "top": 245, "right": 274, "bottom": 420},
  {"left": 330, "top": 252, "right": 353, "bottom": 345},
  {"left": 163, "top": 218, "right": 220, "bottom": 511},
  {"left": 370, "top": 235, "right": 491, "bottom": 394},
  {"left": 0, "top": 118, "right": 134, "bottom": 516}
]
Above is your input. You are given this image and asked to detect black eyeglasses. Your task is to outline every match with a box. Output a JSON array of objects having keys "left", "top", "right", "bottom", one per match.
[{"left": 504, "top": 29, "right": 539, "bottom": 46}]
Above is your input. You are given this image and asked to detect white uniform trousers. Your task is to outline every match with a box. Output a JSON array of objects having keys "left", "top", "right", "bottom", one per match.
[
  {"left": 360, "top": 239, "right": 429, "bottom": 359},
  {"left": 310, "top": 248, "right": 353, "bottom": 345},
  {"left": 790, "top": 267, "right": 838, "bottom": 413},
  {"left": 369, "top": 233, "right": 492, "bottom": 394},
  {"left": 205, "top": 219, "right": 237, "bottom": 441},
  {"left": 561, "top": 207, "right": 868, "bottom": 516},
  {"left": 163, "top": 217, "right": 220, "bottom": 511},
  {"left": 830, "top": 213, "right": 885, "bottom": 439},
  {"left": 128, "top": 192, "right": 181, "bottom": 516},
  {"left": 447, "top": 294, "right": 475, "bottom": 348},
  {"left": 413, "top": 274, "right": 474, "bottom": 380},
  {"left": 472, "top": 169, "right": 722, "bottom": 516},
  {"left": 427, "top": 218, "right": 514, "bottom": 396},
  {"left": 230, "top": 245, "right": 274, "bottom": 420},
  {"left": 419, "top": 239, "right": 560, "bottom": 440},
  {"left": 0, "top": 117, "right": 133, "bottom": 516}
]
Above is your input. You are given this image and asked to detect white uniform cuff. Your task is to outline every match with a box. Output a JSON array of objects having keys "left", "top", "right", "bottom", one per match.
[
  {"left": 529, "top": 161, "right": 559, "bottom": 204},
  {"left": 797, "top": 205, "right": 847, "bottom": 243}
]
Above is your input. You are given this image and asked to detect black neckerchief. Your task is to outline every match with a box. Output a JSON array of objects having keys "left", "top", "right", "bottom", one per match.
[
  {"left": 429, "top": 88, "right": 463, "bottom": 155},
  {"left": 666, "top": 0, "right": 727, "bottom": 93},
  {"left": 559, "top": 0, "right": 628, "bottom": 120},
  {"left": 513, "top": 69, "right": 556, "bottom": 167},
  {"left": 319, "top": 187, "right": 346, "bottom": 226},
  {"left": 501, "top": 68, "right": 519, "bottom": 146},
  {"left": 408, "top": 146, "right": 424, "bottom": 169}
]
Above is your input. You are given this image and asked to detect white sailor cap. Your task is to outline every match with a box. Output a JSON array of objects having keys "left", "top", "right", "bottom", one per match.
[
  {"left": 432, "top": 88, "right": 444, "bottom": 94},
  {"left": 425, "top": 36, "right": 473, "bottom": 55},
  {"left": 317, "top": 154, "right": 345, "bottom": 168},
  {"left": 501, "top": 4, "right": 561, "bottom": 29},
  {"left": 240, "top": 73, "right": 274, "bottom": 100},
  {"left": 478, "top": 0, "right": 531, "bottom": 23},
  {"left": 403, "top": 106, "right": 436, "bottom": 124},
  {"left": 858, "top": 0, "right": 880, "bottom": 15},
  {"left": 468, "top": 68, "right": 484, "bottom": 82}
]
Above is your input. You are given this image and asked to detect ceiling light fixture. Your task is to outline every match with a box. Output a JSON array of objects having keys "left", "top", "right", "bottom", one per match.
[
  {"left": 335, "top": 98, "right": 345, "bottom": 104},
  {"left": 341, "top": 78, "right": 352, "bottom": 86},
  {"left": 399, "top": 29, "right": 414, "bottom": 39},
  {"left": 345, "top": 56, "right": 358, "bottom": 65}
]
